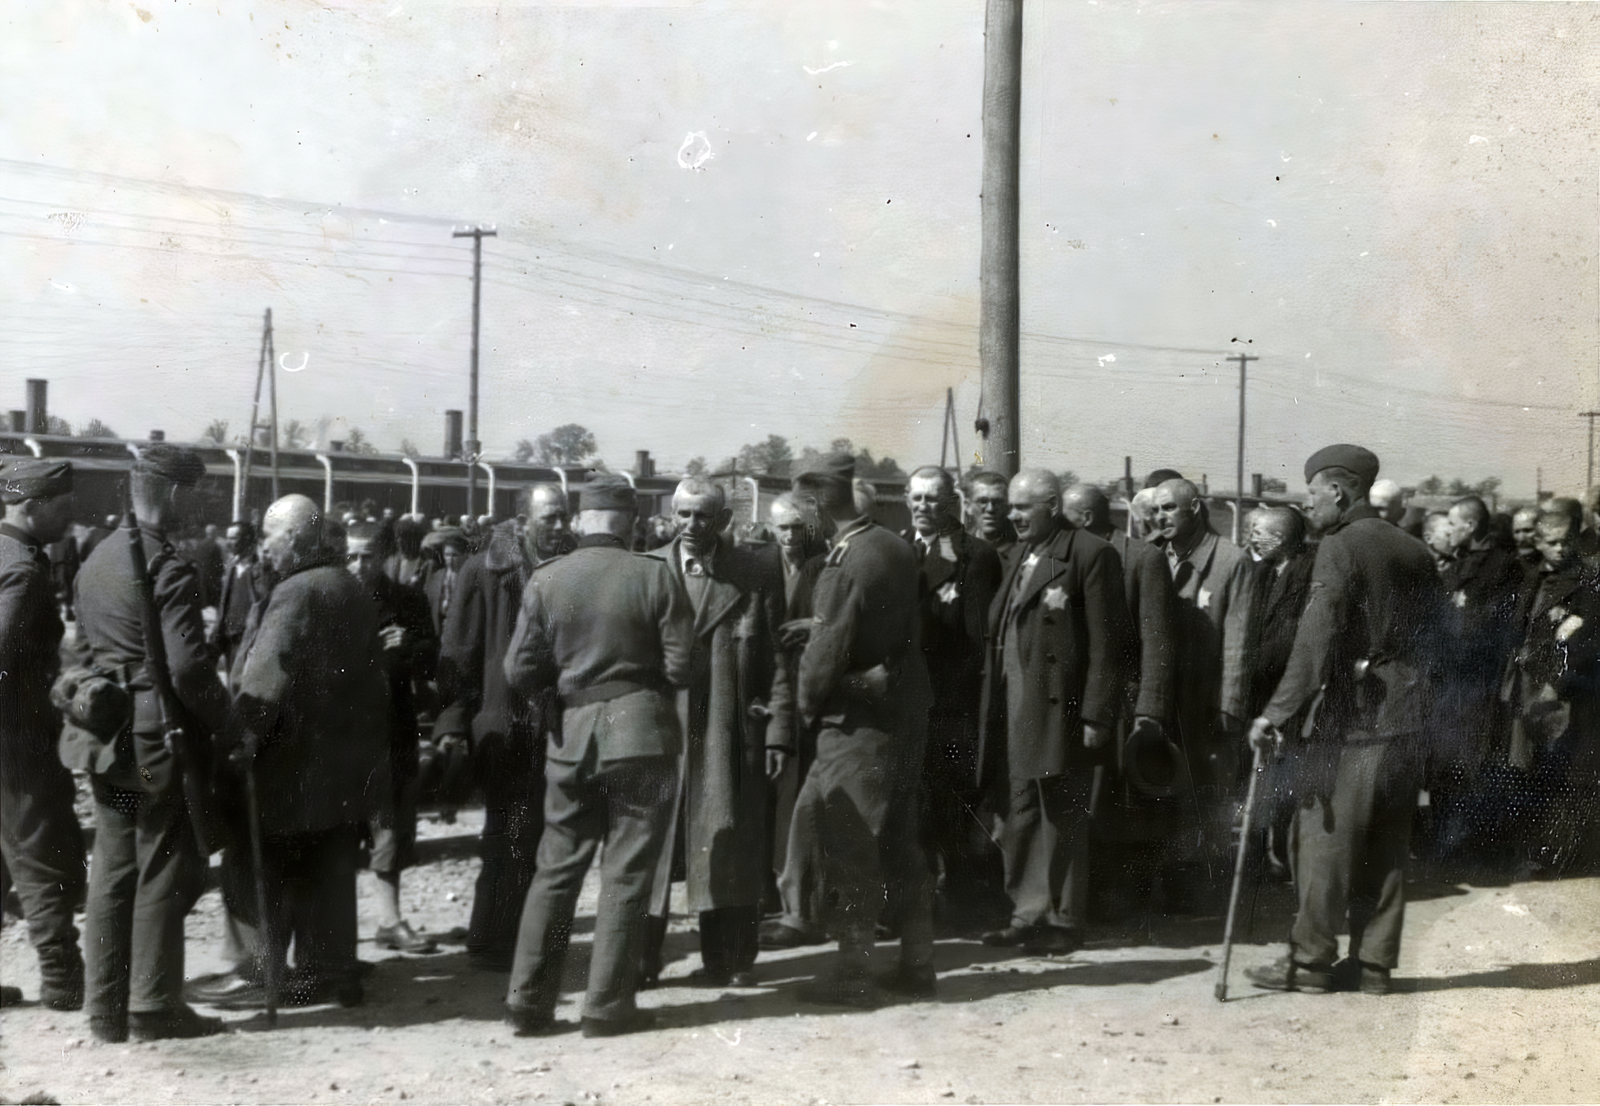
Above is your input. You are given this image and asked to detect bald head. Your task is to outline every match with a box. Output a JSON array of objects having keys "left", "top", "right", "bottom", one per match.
[
  {"left": 1008, "top": 469, "right": 1061, "bottom": 545},
  {"left": 1249, "top": 506, "right": 1306, "bottom": 562},
  {"left": 1511, "top": 505, "right": 1540, "bottom": 552},
  {"left": 1446, "top": 496, "right": 1491, "bottom": 550},
  {"left": 1061, "top": 483, "right": 1111, "bottom": 535},
  {"left": 260, "top": 494, "right": 327, "bottom": 576},
  {"left": 1151, "top": 478, "right": 1204, "bottom": 546}
]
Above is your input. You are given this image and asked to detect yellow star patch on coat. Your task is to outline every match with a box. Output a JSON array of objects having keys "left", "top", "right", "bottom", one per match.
[
  {"left": 937, "top": 581, "right": 960, "bottom": 604},
  {"left": 1197, "top": 587, "right": 1213, "bottom": 611},
  {"left": 1024, "top": 552, "right": 1041, "bottom": 569},
  {"left": 1043, "top": 585, "right": 1068, "bottom": 611}
]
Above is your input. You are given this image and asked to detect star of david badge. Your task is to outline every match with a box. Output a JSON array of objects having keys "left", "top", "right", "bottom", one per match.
[
  {"left": 937, "top": 581, "right": 960, "bottom": 605},
  {"left": 1043, "top": 585, "right": 1068, "bottom": 611},
  {"left": 1452, "top": 590, "right": 1468, "bottom": 609},
  {"left": 1024, "top": 552, "right": 1040, "bottom": 569},
  {"left": 1197, "top": 587, "right": 1213, "bottom": 611}
]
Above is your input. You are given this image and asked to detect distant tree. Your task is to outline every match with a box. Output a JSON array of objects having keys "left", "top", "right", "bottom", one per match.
[
  {"left": 736, "top": 434, "right": 794, "bottom": 477},
  {"left": 399, "top": 438, "right": 421, "bottom": 458},
  {"left": 280, "top": 419, "right": 308, "bottom": 450},
  {"left": 1416, "top": 475, "right": 1444, "bottom": 496},
  {"left": 200, "top": 419, "right": 229, "bottom": 446},
  {"left": 531, "top": 424, "right": 597, "bottom": 465},
  {"left": 684, "top": 457, "right": 708, "bottom": 476},
  {"left": 343, "top": 427, "right": 380, "bottom": 457},
  {"left": 1262, "top": 477, "right": 1288, "bottom": 494},
  {"left": 512, "top": 438, "right": 537, "bottom": 463},
  {"left": 1475, "top": 475, "right": 1503, "bottom": 498},
  {"left": 44, "top": 415, "right": 72, "bottom": 436},
  {"left": 78, "top": 418, "right": 117, "bottom": 439},
  {"left": 1057, "top": 469, "right": 1079, "bottom": 489},
  {"left": 1445, "top": 478, "right": 1474, "bottom": 497}
]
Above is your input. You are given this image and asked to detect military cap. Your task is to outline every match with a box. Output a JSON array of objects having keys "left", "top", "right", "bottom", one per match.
[
  {"left": 792, "top": 452, "right": 855, "bottom": 492},
  {"left": 132, "top": 442, "right": 206, "bottom": 486},
  {"left": 1303, "top": 443, "right": 1380, "bottom": 486},
  {"left": 345, "top": 520, "right": 382, "bottom": 544},
  {"left": 579, "top": 474, "right": 636, "bottom": 512},
  {"left": 0, "top": 457, "right": 72, "bottom": 503},
  {"left": 421, "top": 526, "right": 468, "bottom": 551}
]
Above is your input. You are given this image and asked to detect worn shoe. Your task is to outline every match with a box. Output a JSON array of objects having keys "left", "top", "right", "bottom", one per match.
[
  {"left": 40, "top": 980, "right": 84, "bottom": 1012},
  {"left": 1357, "top": 963, "right": 1392, "bottom": 996},
  {"left": 506, "top": 1007, "right": 573, "bottom": 1037},
  {"left": 580, "top": 1009, "right": 659, "bottom": 1038},
  {"left": 129, "top": 1005, "right": 225, "bottom": 1041},
  {"left": 758, "top": 920, "right": 821, "bottom": 950},
  {"left": 374, "top": 922, "right": 438, "bottom": 954},
  {"left": 89, "top": 1015, "right": 128, "bottom": 1044},
  {"left": 0, "top": 984, "right": 23, "bottom": 1007},
  {"left": 1021, "top": 927, "right": 1083, "bottom": 957},
  {"left": 188, "top": 971, "right": 264, "bottom": 1007},
  {"left": 879, "top": 964, "right": 937, "bottom": 1000},
  {"left": 727, "top": 970, "right": 759, "bottom": 988},
  {"left": 1245, "top": 957, "right": 1335, "bottom": 994},
  {"left": 685, "top": 967, "right": 732, "bottom": 987},
  {"left": 980, "top": 923, "right": 1041, "bottom": 948}
]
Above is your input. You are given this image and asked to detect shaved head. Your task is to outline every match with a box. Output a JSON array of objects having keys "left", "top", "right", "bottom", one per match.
[
  {"left": 1061, "top": 483, "right": 1110, "bottom": 533},
  {"left": 1008, "top": 468, "right": 1061, "bottom": 545},
  {"left": 261, "top": 494, "right": 326, "bottom": 576}
]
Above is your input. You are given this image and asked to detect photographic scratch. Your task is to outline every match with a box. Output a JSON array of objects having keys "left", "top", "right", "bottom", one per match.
[
  {"left": 713, "top": 1027, "right": 742, "bottom": 1046},
  {"left": 803, "top": 61, "right": 853, "bottom": 75}
]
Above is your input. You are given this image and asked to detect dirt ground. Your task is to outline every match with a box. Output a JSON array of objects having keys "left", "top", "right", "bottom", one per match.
[{"left": 2, "top": 807, "right": 1596, "bottom": 1106}]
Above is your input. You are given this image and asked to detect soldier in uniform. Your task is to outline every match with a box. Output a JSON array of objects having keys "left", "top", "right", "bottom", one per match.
[
  {"left": 979, "top": 470, "right": 1128, "bottom": 956},
  {"left": 1247, "top": 445, "right": 1445, "bottom": 996},
  {"left": 0, "top": 458, "right": 86, "bottom": 1010},
  {"left": 784, "top": 454, "right": 936, "bottom": 1007},
  {"left": 435, "top": 483, "right": 570, "bottom": 971},
  {"left": 502, "top": 475, "right": 692, "bottom": 1037},
  {"left": 74, "top": 443, "right": 230, "bottom": 1041}
]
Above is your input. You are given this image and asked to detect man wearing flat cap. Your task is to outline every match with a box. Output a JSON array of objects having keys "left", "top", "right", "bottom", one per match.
[
  {"left": 0, "top": 458, "right": 86, "bottom": 1011},
  {"left": 502, "top": 474, "right": 693, "bottom": 1037},
  {"left": 74, "top": 443, "right": 233, "bottom": 1040},
  {"left": 782, "top": 453, "right": 936, "bottom": 1007},
  {"left": 1246, "top": 444, "right": 1445, "bottom": 997}
]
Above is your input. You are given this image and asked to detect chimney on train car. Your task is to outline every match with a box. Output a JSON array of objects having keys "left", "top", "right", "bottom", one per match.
[
  {"left": 25, "top": 379, "right": 47, "bottom": 433},
  {"left": 445, "top": 410, "right": 464, "bottom": 461},
  {"left": 635, "top": 450, "right": 655, "bottom": 478},
  {"left": 148, "top": 430, "right": 166, "bottom": 442},
  {"left": 7, "top": 411, "right": 23, "bottom": 432}
]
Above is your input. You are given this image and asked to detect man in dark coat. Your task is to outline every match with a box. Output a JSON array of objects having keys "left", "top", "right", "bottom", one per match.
[
  {"left": 210, "top": 520, "right": 267, "bottom": 672},
  {"left": 1247, "top": 444, "right": 1445, "bottom": 997},
  {"left": 217, "top": 494, "right": 390, "bottom": 1008},
  {"left": 0, "top": 458, "right": 85, "bottom": 1011},
  {"left": 502, "top": 475, "right": 692, "bottom": 1038},
  {"left": 1501, "top": 498, "right": 1600, "bottom": 879},
  {"left": 435, "top": 483, "right": 570, "bottom": 970},
  {"left": 74, "top": 444, "right": 232, "bottom": 1041},
  {"left": 347, "top": 521, "right": 439, "bottom": 954},
  {"left": 783, "top": 454, "right": 936, "bottom": 1007},
  {"left": 903, "top": 465, "right": 1003, "bottom": 927},
  {"left": 965, "top": 471, "right": 1017, "bottom": 554},
  {"left": 1510, "top": 505, "right": 1542, "bottom": 572},
  {"left": 978, "top": 469, "right": 1128, "bottom": 956},
  {"left": 641, "top": 478, "right": 783, "bottom": 985},
  {"left": 423, "top": 530, "right": 469, "bottom": 636}
]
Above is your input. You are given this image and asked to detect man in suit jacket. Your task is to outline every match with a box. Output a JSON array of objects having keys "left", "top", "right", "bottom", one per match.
[
  {"left": 903, "top": 465, "right": 1003, "bottom": 927},
  {"left": 641, "top": 478, "right": 784, "bottom": 986},
  {"left": 423, "top": 530, "right": 469, "bottom": 636},
  {"left": 210, "top": 521, "right": 267, "bottom": 672},
  {"left": 502, "top": 475, "right": 693, "bottom": 1038},
  {"left": 978, "top": 470, "right": 1129, "bottom": 956},
  {"left": 1247, "top": 445, "right": 1445, "bottom": 996}
]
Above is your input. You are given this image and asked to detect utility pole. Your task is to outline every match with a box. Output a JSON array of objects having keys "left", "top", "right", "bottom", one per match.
[
  {"left": 940, "top": 387, "right": 963, "bottom": 473},
  {"left": 1580, "top": 410, "right": 1600, "bottom": 489},
  {"left": 1227, "top": 351, "right": 1259, "bottom": 546},
  {"left": 977, "top": 0, "right": 1023, "bottom": 477},
  {"left": 453, "top": 225, "right": 497, "bottom": 519},
  {"left": 241, "top": 308, "right": 280, "bottom": 512}
]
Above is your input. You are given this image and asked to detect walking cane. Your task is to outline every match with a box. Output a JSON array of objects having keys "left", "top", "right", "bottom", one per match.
[
  {"left": 1214, "top": 740, "right": 1265, "bottom": 1002},
  {"left": 243, "top": 762, "right": 279, "bottom": 1027}
]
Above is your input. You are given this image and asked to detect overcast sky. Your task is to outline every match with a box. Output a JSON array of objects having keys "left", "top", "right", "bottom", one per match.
[{"left": 3, "top": 0, "right": 1595, "bottom": 496}]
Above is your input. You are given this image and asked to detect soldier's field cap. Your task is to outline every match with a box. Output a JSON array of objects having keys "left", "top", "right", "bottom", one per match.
[
  {"left": 1304, "top": 443, "right": 1379, "bottom": 486},
  {"left": 579, "top": 474, "right": 636, "bottom": 512},
  {"left": 0, "top": 457, "right": 73, "bottom": 503},
  {"left": 792, "top": 452, "right": 855, "bottom": 492},
  {"left": 133, "top": 443, "right": 206, "bottom": 487}
]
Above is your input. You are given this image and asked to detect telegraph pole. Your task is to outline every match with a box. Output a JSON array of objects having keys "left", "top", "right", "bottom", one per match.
[
  {"left": 241, "top": 308, "right": 280, "bottom": 510},
  {"left": 1580, "top": 410, "right": 1600, "bottom": 489},
  {"left": 453, "top": 225, "right": 497, "bottom": 518},
  {"left": 977, "top": 0, "right": 1023, "bottom": 477},
  {"left": 1227, "top": 351, "right": 1259, "bottom": 545}
]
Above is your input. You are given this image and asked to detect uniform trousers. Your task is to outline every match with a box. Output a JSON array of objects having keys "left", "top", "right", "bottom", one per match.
[
  {"left": 83, "top": 778, "right": 203, "bottom": 1021},
  {"left": 789, "top": 712, "right": 933, "bottom": 977},
  {"left": 1000, "top": 770, "right": 1094, "bottom": 932},
  {"left": 0, "top": 760, "right": 86, "bottom": 995},
  {"left": 219, "top": 825, "right": 362, "bottom": 987},
  {"left": 1288, "top": 739, "right": 1421, "bottom": 971},
  {"left": 506, "top": 750, "right": 675, "bottom": 1023},
  {"left": 469, "top": 738, "right": 544, "bottom": 963}
]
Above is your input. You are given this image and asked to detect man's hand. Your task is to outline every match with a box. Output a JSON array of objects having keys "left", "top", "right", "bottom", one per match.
[
  {"left": 380, "top": 625, "right": 407, "bottom": 653},
  {"left": 1216, "top": 712, "right": 1244, "bottom": 737},
  {"left": 777, "top": 619, "right": 812, "bottom": 650},
  {"left": 1248, "top": 716, "right": 1281, "bottom": 754},
  {"left": 1129, "top": 715, "right": 1163, "bottom": 741},
  {"left": 436, "top": 732, "right": 470, "bottom": 760},
  {"left": 1083, "top": 721, "right": 1112, "bottom": 750},
  {"left": 765, "top": 747, "right": 791, "bottom": 781}
]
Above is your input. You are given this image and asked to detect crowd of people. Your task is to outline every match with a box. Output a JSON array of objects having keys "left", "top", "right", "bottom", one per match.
[{"left": 0, "top": 439, "right": 1596, "bottom": 1043}]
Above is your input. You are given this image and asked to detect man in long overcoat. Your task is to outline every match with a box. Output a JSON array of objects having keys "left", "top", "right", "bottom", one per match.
[
  {"left": 978, "top": 470, "right": 1128, "bottom": 956},
  {"left": 434, "top": 484, "right": 570, "bottom": 969},
  {"left": 642, "top": 477, "right": 783, "bottom": 985},
  {"left": 0, "top": 459, "right": 85, "bottom": 1011}
]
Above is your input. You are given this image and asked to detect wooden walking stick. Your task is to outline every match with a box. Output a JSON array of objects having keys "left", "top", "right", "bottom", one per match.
[
  {"left": 1214, "top": 740, "right": 1266, "bottom": 1002},
  {"left": 243, "top": 762, "right": 278, "bottom": 1027}
]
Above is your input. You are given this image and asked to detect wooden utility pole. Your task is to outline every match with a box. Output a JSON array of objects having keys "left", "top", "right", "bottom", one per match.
[
  {"left": 241, "top": 308, "right": 280, "bottom": 511},
  {"left": 453, "top": 225, "right": 497, "bottom": 518},
  {"left": 1227, "top": 351, "right": 1259, "bottom": 545},
  {"left": 1580, "top": 410, "right": 1600, "bottom": 489},
  {"left": 978, "top": 0, "right": 1023, "bottom": 477}
]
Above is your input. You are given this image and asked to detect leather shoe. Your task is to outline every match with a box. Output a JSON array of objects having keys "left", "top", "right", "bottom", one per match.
[
  {"left": 375, "top": 922, "right": 437, "bottom": 954},
  {"left": 1245, "top": 957, "right": 1335, "bottom": 994},
  {"left": 981, "top": 923, "right": 1041, "bottom": 948},
  {"left": 580, "top": 1009, "right": 658, "bottom": 1038},
  {"left": 727, "top": 970, "right": 759, "bottom": 988},
  {"left": 507, "top": 1007, "right": 573, "bottom": 1037},
  {"left": 1021, "top": 927, "right": 1083, "bottom": 957},
  {"left": 89, "top": 1015, "right": 127, "bottom": 1044},
  {"left": 686, "top": 967, "right": 732, "bottom": 987},
  {"left": 0, "top": 984, "right": 23, "bottom": 1008},
  {"left": 758, "top": 920, "right": 820, "bottom": 950},
  {"left": 879, "top": 964, "right": 937, "bottom": 999},
  {"left": 188, "top": 971, "right": 264, "bottom": 1008},
  {"left": 1357, "top": 963, "right": 1391, "bottom": 996},
  {"left": 129, "top": 1005, "right": 225, "bottom": 1041}
]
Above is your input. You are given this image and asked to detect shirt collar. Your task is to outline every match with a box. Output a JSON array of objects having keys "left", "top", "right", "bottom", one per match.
[
  {"left": 678, "top": 536, "right": 718, "bottom": 575},
  {"left": 576, "top": 533, "right": 627, "bottom": 550},
  {"left": 831, "top": 515, "right": 874, "bottom": 547}
]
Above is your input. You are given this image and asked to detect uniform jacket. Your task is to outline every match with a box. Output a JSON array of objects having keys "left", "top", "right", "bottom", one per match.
[
  {"left": 74, "top": 524, "right": 233, "bottom": 793},
  {"left": 646, "top": 534, "right": 783, "bottom": 911},
  {"left": 231, "top": 556, "right": 390, "bottom": 836},
  {"left": 901, "top": 527, "right": 1001, "bottom": 719},
  {"left": 1108, "top": 530, "right": 1178, "bottom": 723},
  {"left": 503, "top": 533, "right": 693, "bottom": 764},
  {"left": 1158, "top": 528, "right": 1246, "bottom": 724},
  {"left": 1263, "top": 504, "right": 1446, "bottom": 741},
  {"left": 1220, "top": 549, "right": 1317, "bottom": 722},
  {"left": 977, "top": 519, "right": 1129, "bottom": 785},
  {"left": 0, "top": 524, "right": 65, "bottom": 782}
]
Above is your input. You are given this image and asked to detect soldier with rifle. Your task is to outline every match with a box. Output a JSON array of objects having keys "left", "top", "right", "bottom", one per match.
[{"left": 73, "top": 443, "right": 232, "bottom": 1042}]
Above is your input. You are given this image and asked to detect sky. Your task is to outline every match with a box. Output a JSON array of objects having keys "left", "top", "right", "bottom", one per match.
[{"left": 2, "top": 0, "right": 1596, "bottom": 497}]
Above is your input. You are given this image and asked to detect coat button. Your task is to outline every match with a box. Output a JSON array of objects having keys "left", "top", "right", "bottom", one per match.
[{"left": 1044, "top": 653, "right": 1056, "bottom": 663}]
